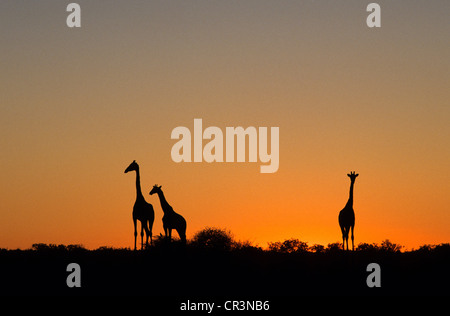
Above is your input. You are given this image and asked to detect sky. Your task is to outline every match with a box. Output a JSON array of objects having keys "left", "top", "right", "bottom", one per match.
[{"left": 0, "top": 0, "right": 449, "bottom": 250}]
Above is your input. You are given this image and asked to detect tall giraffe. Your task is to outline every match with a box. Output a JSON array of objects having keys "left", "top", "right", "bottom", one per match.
[
  {"left": 124, "top": 160, "right": 154, "bottom": 250},
  {"left": 150, "top": 185, "right": 187, "bottom": 244},
  {"left": 338, "top": 171, "right": 359, "bottom": 251}
]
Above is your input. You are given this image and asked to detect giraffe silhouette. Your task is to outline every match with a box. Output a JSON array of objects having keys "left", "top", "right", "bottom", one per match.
[
  {"left": 124, "top": 160, "right": 154, "bottom": 250},
  {"left": 338, "top": 171, "right": 359, "bottom": 251},
  {"left": 150, "top": 185, "right": 187, "bottom": 244}
]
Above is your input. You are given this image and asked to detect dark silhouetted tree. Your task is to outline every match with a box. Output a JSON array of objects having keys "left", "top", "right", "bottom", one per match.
[
  {"left": 356, "top": 242, "right": 379, "bottom": 252},
  {"left": 325, "top": 242, "right": 342, "bottom": 253},
  {"left": 310, "top": 244, "right": 325, "bottom": 253},
  {"left": 268, "top": 238, "right": 308, "bottom": 253},
  {"left": 380, "top": 239, "right": 403, "bottom": 253},
  {"left": 191, "top": 227, "right": 234, "bottom": 251}
]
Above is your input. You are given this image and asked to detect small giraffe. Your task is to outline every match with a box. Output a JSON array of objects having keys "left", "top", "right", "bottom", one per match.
[
  {"left": 150, "top": 185, "right": 187, "bottom": 244},
  {"left": 338, "top": 171, "right": 359, "bottom": 251},
  {"left": 124, "top": 160, "right": 154, "bottom": 250}
]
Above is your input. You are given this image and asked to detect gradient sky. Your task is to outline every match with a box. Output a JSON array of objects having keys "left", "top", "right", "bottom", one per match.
[{"left": 1, "top": 1, "right": 449, "bottom": 250}]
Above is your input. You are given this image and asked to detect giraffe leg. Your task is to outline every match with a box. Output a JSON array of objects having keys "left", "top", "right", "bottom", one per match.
[
  {"left": 346, "top": 230, "right": 349, "bottom": 251},
  {"left": 340, "top": 226, "right": 346, "bottom": 250},
  {"left": 143, "top": 221, "right": 150, "bottom": 249},
  {"left": 343, "top": 228, "right": 349, "bottom": 251},
  {"left": 133, "top": 218, "right": 137, "bottom": 251},
  {"left": 177, "top": 228, "right": 186, "bottom": 244},
  {"left": 164, "top": 226, "right": 168, "bottom": 240},
  {"left": 140, "top": 224, "right": 144, "bottom": 250},
  {"left": 351, "top": 225, "right": 354, "bottom": 251}
]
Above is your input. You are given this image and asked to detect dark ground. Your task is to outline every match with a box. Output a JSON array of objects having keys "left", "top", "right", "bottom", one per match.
[{"left": 1, "top": 243, "right": 449, "bottom": 296}]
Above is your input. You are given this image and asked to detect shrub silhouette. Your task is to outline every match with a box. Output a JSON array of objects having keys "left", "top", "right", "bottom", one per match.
[
  {"left": 434, "top": 243, "right": 450, "bottom": 254},
  {"left": 268, "top": 238, "right": 309, "bottom": 253},
  {"left": 380, "top": 239, "right": 403, "bottom": 253},
  {"left": 2, "top": 237, "right": 450, "bottom": 295},
  {"left": 325, "top": 242, "right": 342, "bottom": 253},
  {"left": 356, "top": 242, "right": 379, "bottom": 252},
  {"left": 191, "top": 227, "right": 234, "bottom": 251},
  {"left": 310, "top": 244, "right": 325, "bottom": 253},
  {"left": 31, "top": 243, "right": 86, "bottom": 253}
]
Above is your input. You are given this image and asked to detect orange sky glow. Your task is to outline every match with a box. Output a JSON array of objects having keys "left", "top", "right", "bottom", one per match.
[{"left": 1, "top": 1, "right": 449, "bottom": 250}]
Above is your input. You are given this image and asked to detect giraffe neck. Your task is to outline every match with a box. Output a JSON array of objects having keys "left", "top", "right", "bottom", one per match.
[
  {"left": 345, "top": 180, "right": 355, "bottom": 208},
  {"left": 135, "top": 169, "right": 144, "bottom": 201},
  {"left": 157, "top": 191, "right": 171, "bottom": 212}
]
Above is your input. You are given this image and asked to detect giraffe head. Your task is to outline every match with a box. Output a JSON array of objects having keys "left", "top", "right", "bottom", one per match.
[
  {"left": 149, "top": 184, "right": 162, "bottom": 195},
  {"left": 347, "top": 171, "right": 359, "bottom": 181},
  {"left": 124, "top": 160, "right": 139, "bottom": 173}
]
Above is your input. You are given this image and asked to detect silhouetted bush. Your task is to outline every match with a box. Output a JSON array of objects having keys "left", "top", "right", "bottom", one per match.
[
  {"left": 309, "top": 244, "right": 325, "bottom": 253},
  {"left": 96, "top": 246, "right": 116, "bottom": 252},
  {"left": 233, "top": 239, "right": 262, "bottom": 253},
  {"left": 416, "top": 244, "right": 434, "bottom": 253},
  {"left": 66, "top": 244, "right": 87, "bottom": 252},
  {"left": 191, "top": 227, "right": 235, "bottom": 251},
  {"left": 356, "top": 242, "right": 379, "bottom": 252},
  {"left": 2, "top": 237, "right": 450, "bottom": 295},
  {"left": 152, "top": 233, "right": 170, "bottom": 247},
  {"left": 32, "top": 243, "right": 59, "bottom": 251},
  {"left": 434, "top": 243, "right": 450, "bottom": 255},
  {"left": 95, "top": 246, "right": 131, "bottom": 254},
  {"left": 380, "top": 239, "right": 403, "bottom": 253},
  {"left": 268, "top": 238, "right": 309, "bottom": 253},
  {"left": 325, "top": 242, "right": 342, "bottom": 253},
  {"left": 31, "top": 243, "right": 86, "bottom": 252}
]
